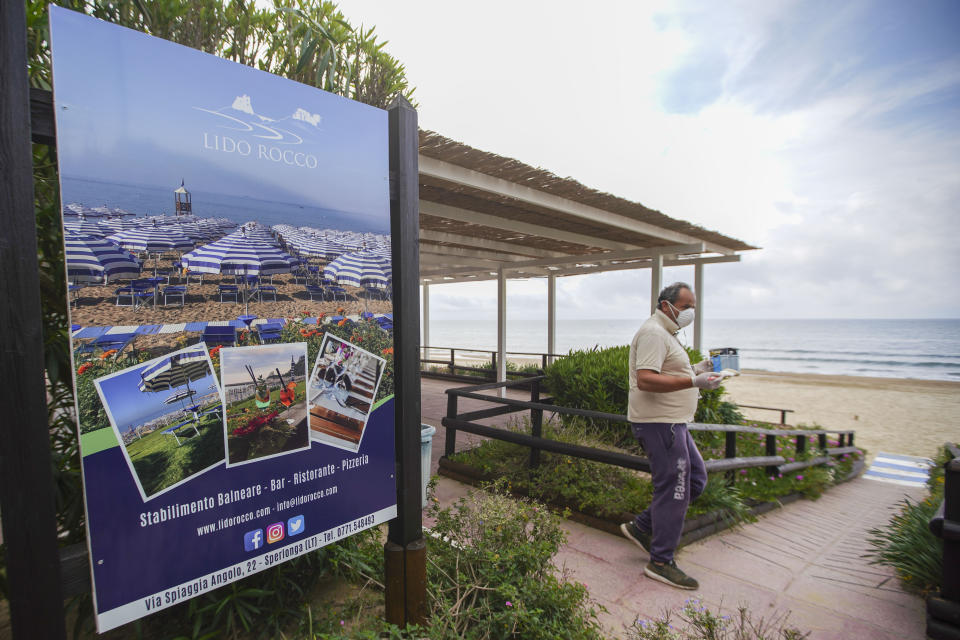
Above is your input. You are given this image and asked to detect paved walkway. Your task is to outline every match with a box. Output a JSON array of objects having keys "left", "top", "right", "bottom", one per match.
[{"left": 420, "top": 376, "right": 927, "bottom": 639}]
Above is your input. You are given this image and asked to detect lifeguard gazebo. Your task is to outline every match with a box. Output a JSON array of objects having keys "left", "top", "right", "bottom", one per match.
[
  {"left": 174, "top": 179, "right": 192, "bottom": 216},
  {"left": 415, "top": 130, "right": 758, "bottom": 383}
]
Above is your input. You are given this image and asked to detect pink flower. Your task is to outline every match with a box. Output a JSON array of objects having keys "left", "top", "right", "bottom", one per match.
[
  {"left": 506, "top": 601, "right": 513, "bottom": 607},
  {"left": 739, "top": 469, "right": 747, "bottom": 475},
  {"left": 796, "top": 475, "right": 804, "bottom": 480}
]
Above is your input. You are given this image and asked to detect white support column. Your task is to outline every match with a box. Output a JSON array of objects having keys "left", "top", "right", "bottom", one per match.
[
  {"left": 649, "top": 254, "right": 663, "bottom": 315},
  {"left": 547, "top": 274, "right": 557, "bottom": 365},
  {"left": 497, "top": 267, "right": 507, "bottom": 397},
  {"left": 694, "top": 262, "right": 704, "bottom": 354},
  {"left": 422, "top": 283, "right": 430, "bottom": 360}
]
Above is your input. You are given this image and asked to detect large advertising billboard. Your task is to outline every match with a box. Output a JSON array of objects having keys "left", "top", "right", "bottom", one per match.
[{"left": 49, "top": 6, "right": 396, "bottom": 631}]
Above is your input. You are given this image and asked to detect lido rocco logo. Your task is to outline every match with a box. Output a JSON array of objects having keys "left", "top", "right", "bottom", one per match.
[{"left": 194, "top": 95, "right": 323, "bottom": 169}]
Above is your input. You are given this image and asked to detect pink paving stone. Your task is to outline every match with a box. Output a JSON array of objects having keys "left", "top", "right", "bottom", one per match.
[{"left": 681, "top": 540, "right": 796, "bottom": 592}]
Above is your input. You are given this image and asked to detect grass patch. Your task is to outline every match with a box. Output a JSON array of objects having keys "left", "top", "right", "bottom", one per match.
[{"left": 125, "top": 411, "right": 225, "bottom": 497}]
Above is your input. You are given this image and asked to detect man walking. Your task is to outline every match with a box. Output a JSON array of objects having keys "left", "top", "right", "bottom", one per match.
[{"left": 620, "top": 282, "right": 721, "bottom": 589}]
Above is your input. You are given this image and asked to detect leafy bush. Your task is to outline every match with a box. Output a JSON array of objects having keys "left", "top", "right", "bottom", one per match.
[
  {"left": 423, "top": 480, "right": 605, "bottom": 639},
  {"left": 866, "top": 445, "right": 950, "bottom": 594},
  {"left": 628, "top": 598, "right": 809, "bottom": 639},
  {"left": 543, "top": 345, "right": 743, "bottom": 448}
]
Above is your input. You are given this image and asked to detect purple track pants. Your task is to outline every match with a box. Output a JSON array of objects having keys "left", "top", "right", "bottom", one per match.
[{"left": 631, "top": 422, "right": 708, "bottom": 563}]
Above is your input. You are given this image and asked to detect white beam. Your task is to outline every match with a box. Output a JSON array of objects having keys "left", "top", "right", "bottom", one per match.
[
  {"left": 650, "top": 254, "right": 663, "bottom": 315},
  {"left": 499, "top": 243, "right": 705, "bottom": 273},
  {"left": 548, "top": 274, "right": 557, "bottom": 365},
  {"left": 419, "top": 229, "right": 566, "bottom": 258},
  {"left": 422, "top": 283, "right": 430, "bottom": 358},
  {"left": 420, "top": 155, "right": 735, "bottom": 253},
  {"left": 420, "top": 243, "right": 530, "bottom": 263},
  {"left": 694, "top": 262, "right": 704, "bottom": 354},
  {"left": 497, "top": 267, "right": 507, "bottom": 398},
  {"left": 420, "top": 200, "right": 633, "bottom": 251}
]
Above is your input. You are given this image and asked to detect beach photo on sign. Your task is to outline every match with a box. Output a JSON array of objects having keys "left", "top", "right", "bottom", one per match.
[
  {"left": 308, "top": 334, "right": 385, "bottom": 452},
  {"left": 220, "top": 343, "right": 309, "bottom": 466},
  {"left": 93, "top": 345, "right": 224, "bottom": 501}
]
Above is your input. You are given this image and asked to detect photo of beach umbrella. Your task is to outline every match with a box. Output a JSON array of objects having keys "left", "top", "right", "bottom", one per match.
[
  {"left": 65, "top": 232, "right": 141, "bottom": 283},
  {"left": 138, "top": 348, "right": 211, "bottom": 395},
  {"left": 97, "top": 217, "right": 140, "bottom": 234},
  {"left": 324, "top": 251, "right": 392, "bottom": 289}
]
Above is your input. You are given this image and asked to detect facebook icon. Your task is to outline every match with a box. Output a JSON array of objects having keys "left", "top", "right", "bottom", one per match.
[{"left": 244, "top": 529, "right": 263, "bottom": 552}]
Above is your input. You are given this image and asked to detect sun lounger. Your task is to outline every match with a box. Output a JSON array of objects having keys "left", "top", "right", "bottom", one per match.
[
  {"left": 305, "top": 284, "right": 326, "bottom": 301},
  {"left": 218, "top": 284, "right": 239, "bottom": 303},
  {"left": 162, "top": 285, "right": 186, "bottom": 306},
  {"left": 163, "top": 419, "right": 200, "bottom": 446},
  {"left": 201, "top": 325, "right": 237, "bottom": 347},
  {"left": 255, "top": 284, "right": 277, "bottom": 302},
  {"left": 327, "top": 286, "right": 347, "bottom": 301},
  {"left": 258, "top": 322, "right": 283, "bottom": 343},
  {"left": 76, "top": 332, "right": 137, "bottom": 354}
]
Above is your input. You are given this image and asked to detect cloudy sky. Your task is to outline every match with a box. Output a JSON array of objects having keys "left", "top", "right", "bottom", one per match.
[{"left": 339, "top": 0, "right": 959, "bottom": 321}]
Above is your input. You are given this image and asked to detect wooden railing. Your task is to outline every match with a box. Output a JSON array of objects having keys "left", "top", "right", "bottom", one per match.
[
  {"left": 441, "top": 376, "right": 857, "bottom": 480},
  {"left": 420, "top": 345, "right": 563, "bottom": 382}
]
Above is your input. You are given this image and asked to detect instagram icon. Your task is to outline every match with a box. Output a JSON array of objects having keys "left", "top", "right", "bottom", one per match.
[{"left": 266, "top": 522, "right": 285, "bottom": 544}]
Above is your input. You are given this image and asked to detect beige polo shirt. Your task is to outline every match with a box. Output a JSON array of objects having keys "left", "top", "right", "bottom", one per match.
[{"left": 627, "top": 309, "right": 698, "bottom": 423}]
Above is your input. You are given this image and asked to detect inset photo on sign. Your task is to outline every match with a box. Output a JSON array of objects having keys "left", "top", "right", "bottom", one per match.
[
  {"left": 308, "top": 334, "right": 385, "bottom": 452},
  {"left": 94, "top": 345, "right": 224, "bottom": 501},
  {"left": 220, "top": 343, "right": 309, "bottom": 466}
]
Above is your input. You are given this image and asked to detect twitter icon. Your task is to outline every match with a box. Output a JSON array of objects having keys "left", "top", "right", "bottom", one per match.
[{"left": 287, "top": 515, "right": 305, "bottom": 537}]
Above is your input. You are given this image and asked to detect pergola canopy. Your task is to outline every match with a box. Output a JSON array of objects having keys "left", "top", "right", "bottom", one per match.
[{"left": 417, "top": 130, "right": 757, "bottom": 284}]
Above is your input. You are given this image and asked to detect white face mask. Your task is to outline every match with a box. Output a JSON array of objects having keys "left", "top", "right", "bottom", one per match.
[{"left": 666, "top": 301, "right": 695, "bottom": 329}]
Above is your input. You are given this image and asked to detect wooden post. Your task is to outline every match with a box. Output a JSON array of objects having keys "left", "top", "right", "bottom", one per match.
[
  {"left": 497, "top": 266, "right": 507, "bottom": 397},
  {"left": 384, "top": 95, "right": 426, "bottom": 627},
  {"left": 444, "top": 392, "right": 458, "bottom": 457},
  {"left": 765, "top": 434, "right": 778, "bottom": 477},
  {"left": 818, "top": 432, "right": 827, "bottom": 452},
  {"left": 529, "top": 377, "right": 542, "bottom": 469},
  {"left": 693, "top": 262, "right": 704, "bottom": 353},
  {"left": 796, "top": 434, "right": 807, "bottom": 456},
  {"left": 0, "top": 3, "right": 67, "bottom": 638},
  {"left": 547, "top": 273, "right": 556, "bottom": 364},
  {"left": 725, "top": 431, "right": 737, "bottom": 485}
]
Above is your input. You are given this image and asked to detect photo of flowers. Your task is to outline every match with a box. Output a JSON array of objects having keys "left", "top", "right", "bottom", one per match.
[
  {"left": 219, "top": 343, "right": 310, "bottom": 466},
  {"left": 308, "top": 334, "right": 385, "bottom": 452},
  {"left": 93, "top": 344, "right": 224, "bottom": 500}
]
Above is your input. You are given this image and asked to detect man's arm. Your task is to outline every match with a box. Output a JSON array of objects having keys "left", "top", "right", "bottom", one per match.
[
  {"left": 636, "top": 368, "right": 692, "bottom": 392},
  {"left": 636, "top": 369, "right": 721, "bottom": 392}
]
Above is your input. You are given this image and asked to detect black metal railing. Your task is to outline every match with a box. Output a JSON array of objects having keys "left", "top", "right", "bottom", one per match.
[
  {"left": 441, "top": 376, "right": 857, "bottom": 481},
  {"left": 927, "top": 442, "right": 960, "bottom": 640}
]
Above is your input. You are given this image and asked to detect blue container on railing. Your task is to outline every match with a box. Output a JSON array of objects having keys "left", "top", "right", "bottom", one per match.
[
  {"left": 710, "top": 347, "right": 740, "bottom": 372},
  {"left": 420, "top": 424, "right": 436, "bottom": 505}
]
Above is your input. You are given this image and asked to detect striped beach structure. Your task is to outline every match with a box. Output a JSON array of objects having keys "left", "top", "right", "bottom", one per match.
[
  {"left": 324, "top": 250, "right": 392, "bottom": 288},
  {"left": 63, "top": 218, "right": 106, "bottom": 236},
  {"left": 864, "top": 452, "right": 934, "bottom": 487},
  {"left": 180, "top": 234, "right": 296, "bottom": 276},
  {"left": 65, "top": 232, "right": 141, "bottom": 283},
  {"left": 108, "top": 226, "right": 194, "bottom": 253}
]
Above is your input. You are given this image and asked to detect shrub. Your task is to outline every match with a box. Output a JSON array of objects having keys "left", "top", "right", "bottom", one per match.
[
  {"left": 424, "top": 480, "right": 605, "bottom": 639},
  {"left": 865, "top": 445, "right": 950, "bottom": 595},
  {"left": 628, "top": 598, "right": 809, "bottom": 639},
  {"left": 543, "top": 345, "right": 742, "bottom": 448}
]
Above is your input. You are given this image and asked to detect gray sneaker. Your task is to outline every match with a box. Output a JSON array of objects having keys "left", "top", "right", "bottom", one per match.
[
  {"left": 644, "top": 561, "right": 699, "bottom": 590},
  {"left": 620, "top": 521, "right": 652, "bottom": 554}
]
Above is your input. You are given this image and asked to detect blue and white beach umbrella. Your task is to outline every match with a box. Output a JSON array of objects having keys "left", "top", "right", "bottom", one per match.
[
  {"left": 108, "top": 226, "right": 194, "bottom": 253},
  {"left": 97, "top": 217, "right": 140, "bottom": 234},
  {"left": 290, "top": 236, "right": 345, "bottom": 260},
  {"left": 138, "top": 349, "right": 211, "bottom": 393},
  {"left": 65, "top": 232, "right": 141, "bottom": 283},
  {"left": 180, "top": 235, "right": 296, "bottom": 276},
  {"left": 63, "top": 218, "right": 106, "bottom": 236},
  {"left": 324, "top": 251, "right": 392, "bottom": 289}
]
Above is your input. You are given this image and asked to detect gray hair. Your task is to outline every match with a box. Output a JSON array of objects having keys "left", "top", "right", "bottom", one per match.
[{"left": 657, "top": 282, "right": 692, "bottom": 307}]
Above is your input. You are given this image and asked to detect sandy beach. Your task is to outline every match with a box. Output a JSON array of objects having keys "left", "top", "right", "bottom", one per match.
[
  {"left": 709, "top": 369, "right": 958, "bottom": 460},
  {"left": 69, "top": 263, "right": 392, "bottom": 329}
]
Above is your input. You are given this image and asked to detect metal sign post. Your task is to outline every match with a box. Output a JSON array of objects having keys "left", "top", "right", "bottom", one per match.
[{"left": 384, "top": 95, "right": 426, "bottom": 626}]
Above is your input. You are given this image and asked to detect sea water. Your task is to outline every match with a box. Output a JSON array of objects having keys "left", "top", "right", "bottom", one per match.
[{"left": 423, "top": 317, "right": 960, "bottom": 382}]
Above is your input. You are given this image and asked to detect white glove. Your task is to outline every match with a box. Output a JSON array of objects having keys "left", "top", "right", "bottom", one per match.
[
  {"left": 692, "top": 371, "right": 722, "bottom": 390},
  {"left": 693, "top": 360, "right": 713, "bottom": 375}
]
